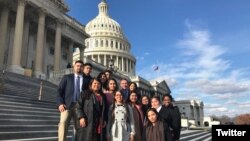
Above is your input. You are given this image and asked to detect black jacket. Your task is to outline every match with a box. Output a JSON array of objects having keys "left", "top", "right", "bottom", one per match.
[
  {"left": 168, "top": 105, "right": 181, "bottom": 141},
  {"left": 82, "top": 74, "right": 92, "bottom": 91},
  {"left": 76, "top": 90, "right": 108, "bottom": 141},
  {"left": 158, "top": 106, "right": 174, "bottom": 141}
]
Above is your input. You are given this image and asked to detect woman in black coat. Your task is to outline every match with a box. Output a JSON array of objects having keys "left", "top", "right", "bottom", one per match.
[
  {"left": 76, "top": 78, "right": 108, "bottom": 141},
  {"left": 151, "top": 96, "right": 173, "bottom": 141},
  {"left": 162, "top": 94, "right": 181, "bottom": 141}
]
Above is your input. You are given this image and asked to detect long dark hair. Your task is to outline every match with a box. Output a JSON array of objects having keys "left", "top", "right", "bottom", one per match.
[
  {"left": 106, "top": 78, "right": 119, "bottom": 92},
  {"left": 162, "top": 94, "right": 174, "bottom": 102},
  {"left": 129, "top": 82, "right": 138, "bottom": 93},
  {"left": 140, "top": 95, "right": 151, "bottom": 104},
  {"left": 151, "top": 95, "right": 161, "bottom": 103},
  {"left": 97, "top": 72, "right": 108, "bottom": 90},
  {"left": 127, "top": 91, "right": 141, "bottom": 105},
  {"left": 82, "top": 78, "right": 103, "bottom": 99},
  {"left": 145, "top": 108, "right": 160, "bottom": 127}
]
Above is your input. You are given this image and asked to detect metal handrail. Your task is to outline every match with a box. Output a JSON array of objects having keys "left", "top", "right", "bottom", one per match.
[{"left": 38, "top": 81, "right": 43, "bottom": 101}]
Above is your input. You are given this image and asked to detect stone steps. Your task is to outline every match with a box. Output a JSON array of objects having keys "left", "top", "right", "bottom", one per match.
[
  {"left": 0, "top": 93, "right": 56, "bottom": 105},
  {"left": 0, "top": 130, "right": 66, "bottom": 140},
  {"left": 0, "top": 72, "right": 74, "bottom": 141},
  {"left": 0, "top": 119, "right": 58, "bottom": 125},
  {"left": 3, "top": 83, "right": 57, "bottom": 102}
]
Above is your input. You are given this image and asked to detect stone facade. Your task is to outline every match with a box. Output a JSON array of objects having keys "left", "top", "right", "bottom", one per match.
[
  {"left": 0, "top": 0, "right": 88, "bottom": 79},
  {"left": 0, "top": 0, "right": 173, "bottom": 97},
  {"left": 0, "top": 0, "right": 202, "bottom": 123},
  {"left": 175, "top": 99, "right": 204, "bottom": 127}
]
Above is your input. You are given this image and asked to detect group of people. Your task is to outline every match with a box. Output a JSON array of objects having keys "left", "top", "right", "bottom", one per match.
[{"left": 56, "top": 60, "right": 181, "bottom": 141}]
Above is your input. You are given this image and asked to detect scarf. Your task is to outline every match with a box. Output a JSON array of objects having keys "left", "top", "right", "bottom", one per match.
[{"left": 146, "top": 121, "right": 165, "bottom": 141}]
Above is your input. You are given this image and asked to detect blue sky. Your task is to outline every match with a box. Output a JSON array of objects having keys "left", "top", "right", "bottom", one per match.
[{"left": 65, "top": 0, "right": 250, "bottom": 117}]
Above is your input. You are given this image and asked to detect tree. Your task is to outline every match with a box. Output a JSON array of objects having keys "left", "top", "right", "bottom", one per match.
[
  {"left": 210, "top": 115, "right": 219, "bottom": 121},
  {"left": 234, "top": 114, "right": 250, "bottom": 125}
]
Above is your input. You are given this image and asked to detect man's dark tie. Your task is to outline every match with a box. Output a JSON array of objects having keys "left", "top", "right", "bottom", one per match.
[{"left": 74, "top": 76, "right": 80, "bottom": 102}]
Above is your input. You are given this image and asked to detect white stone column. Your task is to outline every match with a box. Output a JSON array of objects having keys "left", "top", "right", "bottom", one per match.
[
  {"left": 128, "top": 60, "right": 130, "bottom": 73},
  {"left": 131, "top": 60, "right": 133, "bottom": 73},
  {"left": 21, "top": 19, "right": 30, "bottom": 68},
  {"left": 0, "top": 6, "right": 9, "bottom": 69},
  {"left": 98, "top": 55, "right": 101, "bottom": 63},
  {"left": 124, "top": 58, "right": 126, "bottom": 72},
  {"left": 116, "top": 56, "right": 119, "bottom": 70},
  {"left": 43, "top": 28, "right": 48, "bottom": 75},
  {"left": 79, "top": 46, "right": 85, "bottom": 62},
  {"left": 192, "top": 105, "right": 195, "bottom": 119},
  {"left": 133, "top": 62, "right": 136, "bottom": 74},
  {"left": 126, "top": 58, "right": 128, "bottom": 72},
  {"left": 54, "top": 20, "right": 62, "bottom": 71},
  {"left": 194, "top": 106, "right": 198, "bottom": 125},
  {"left": 104, "top": 54, "right": 107, "bottom": 66},
  {"left": 7, "top": 0, "right": 26, "bottom": 74},
  {"left": 132, "top": 60, "right": 134, "bottom": 74},
  {"left": 34, "top": 9, "right": 46, "bottom": 78},
  {"left": 121, "top": 56, "right": 124, "bottom": 71},
  {"left": 200, "top": 106, "right": 204, "bottom": 126},
  {"left": 68, "top": 41, "right": 74, "bottom": 64}
]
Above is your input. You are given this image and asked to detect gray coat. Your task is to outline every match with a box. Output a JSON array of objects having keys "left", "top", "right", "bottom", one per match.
[{"left": 76, "top": 90, "right": 107, "bottom": 141}]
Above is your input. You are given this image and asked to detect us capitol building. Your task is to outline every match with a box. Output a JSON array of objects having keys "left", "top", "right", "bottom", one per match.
[{"left": 0, "top": 0, "right": 204, "bottom": 127}]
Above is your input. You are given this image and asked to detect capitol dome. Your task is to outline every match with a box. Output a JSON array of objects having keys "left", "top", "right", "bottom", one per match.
[
  {"left": 83, "top": 0, "right": 136, "bottom": 76},
  {"left": 85, "top": 2, "right": 125, "bottom": 39}
]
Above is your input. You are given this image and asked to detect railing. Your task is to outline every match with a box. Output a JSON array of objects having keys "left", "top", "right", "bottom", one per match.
[
  {"left": 0, "top": 68, "right": 8, "bottom": 94},
  {"left": 38, "top": 81, "right": 43, "bottom": 101}
]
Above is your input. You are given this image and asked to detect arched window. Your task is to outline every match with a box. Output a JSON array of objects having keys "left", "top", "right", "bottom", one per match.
[
  {"left": 115, "top": 41, "right": 118, "bottom": 48},
  {"left": 95, "top": 40, "right": 98, "bottom": 47},
  {"left": 101, "top": 40, "right": 103, "bottom": 47},
  {"left": 106, "top": 40, "right": 108, "bottom": 47},
  {"left": 86, "top": 41, "right": 89, "bottom": 48},
  {"left": 111, "top": 41, "right": 113, "bottom": 48}
]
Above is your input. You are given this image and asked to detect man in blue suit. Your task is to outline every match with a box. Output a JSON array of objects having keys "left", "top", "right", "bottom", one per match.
[
  {"left": 120, "top": 78, "right": 130, "bottom": 101},
  {"left": 57, "top": 60, "right": 84, "bottom": 141}
]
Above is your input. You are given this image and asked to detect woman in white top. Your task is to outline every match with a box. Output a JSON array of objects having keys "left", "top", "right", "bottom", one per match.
[{"left": 106, "top": 90, "right": 135, "bottom": 141}]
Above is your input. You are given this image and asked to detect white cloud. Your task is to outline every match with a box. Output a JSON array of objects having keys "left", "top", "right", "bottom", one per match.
[
  {"left": 135, "top": 52, "right": 150, "bottom": 62},
  {"left": 178, "top": 29, "right": 230, "bottom": 74},
  {"left": 204, "top": 101, "right": 250, "bottom": 117},
  {"left": 238, "top": 101, "right": 250, "bottom": 108},
  {"left": 136, "top": 56, "right": 144, "bottom": 61},
  {"left": 204, "top": 103, "right": 228, "bottom": 116},
  {"left": 136, "top": 22, "right": 250, "bottom": 117},
  {"left": 185, "top": 79, "right": 250, "bottom": 95},
  {"left": 139, "top": 27, "right": 231, "bottom": 81}
]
